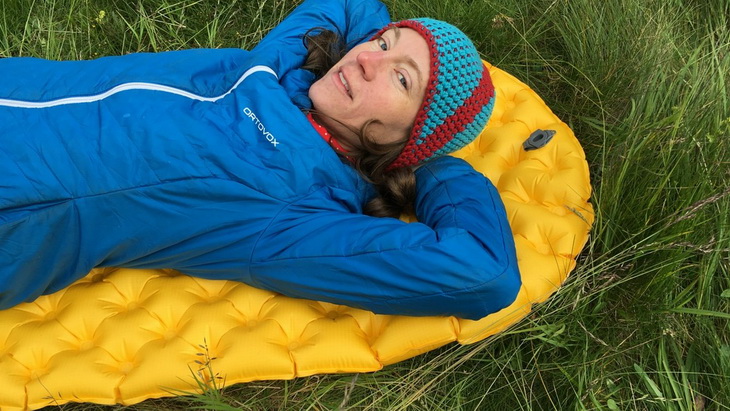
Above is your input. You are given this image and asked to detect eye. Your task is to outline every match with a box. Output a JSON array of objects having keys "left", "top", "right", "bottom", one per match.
[
  {"left": 397, "top": 72, "right": 408, "bottom": 89},
  {"left": 376, "top": 37, "right": 388, "bottom": 51}
]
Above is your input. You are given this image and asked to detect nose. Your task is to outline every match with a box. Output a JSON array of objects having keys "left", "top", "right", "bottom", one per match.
[{"left": 356, "top": 51, "right": 386, "bottom": 81}]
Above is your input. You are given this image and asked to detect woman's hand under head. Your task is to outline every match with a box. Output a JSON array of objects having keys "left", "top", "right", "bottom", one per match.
[{"left": 308, "top": 27, "right": 430, "bottom": 150}]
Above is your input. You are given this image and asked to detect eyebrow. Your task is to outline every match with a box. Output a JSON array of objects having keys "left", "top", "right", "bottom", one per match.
[{"left": 390, "top": 27, "right": 424, "bottom": 94}]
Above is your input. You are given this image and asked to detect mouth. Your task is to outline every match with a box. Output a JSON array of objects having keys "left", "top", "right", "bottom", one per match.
[{"left": 338, "top": 70, "right": 352, "bottom": 98}]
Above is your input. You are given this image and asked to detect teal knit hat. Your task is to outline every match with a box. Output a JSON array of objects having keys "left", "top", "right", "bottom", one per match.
[{"left": 376, "top": 18, "right": 496, "bottom": 169}]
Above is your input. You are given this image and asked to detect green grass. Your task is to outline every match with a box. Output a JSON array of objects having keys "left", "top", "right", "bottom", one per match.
[{"left": 2, "top": 0, "right": 727, "bottom": 409}]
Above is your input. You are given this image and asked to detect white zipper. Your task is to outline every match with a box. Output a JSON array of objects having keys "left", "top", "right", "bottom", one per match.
[{"left": 0, "top": 65, "right": 277, "bottom": 108}]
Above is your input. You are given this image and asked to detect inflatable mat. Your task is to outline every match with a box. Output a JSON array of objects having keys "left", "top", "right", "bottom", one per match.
[{"left": 0, "top": 62, "right": 593, "bottom": 409}]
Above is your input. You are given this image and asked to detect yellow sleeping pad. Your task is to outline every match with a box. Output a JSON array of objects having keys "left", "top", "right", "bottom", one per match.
[{"left": 0, "top": 62, "right": 594, "bottom": 409}]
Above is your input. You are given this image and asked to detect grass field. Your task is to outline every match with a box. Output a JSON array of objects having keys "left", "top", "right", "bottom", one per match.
[{"left": 2, "top": 0, "right": 728, "bottom": 409}]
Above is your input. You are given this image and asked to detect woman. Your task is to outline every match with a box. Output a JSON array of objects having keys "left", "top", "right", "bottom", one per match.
[{"left": 0, "top": 0, "right": 520, "bottom": 320}]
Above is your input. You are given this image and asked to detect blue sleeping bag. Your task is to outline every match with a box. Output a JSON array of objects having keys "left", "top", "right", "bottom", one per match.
[{"left": 0, "top": 0, "right": 520, "bottom": 319}]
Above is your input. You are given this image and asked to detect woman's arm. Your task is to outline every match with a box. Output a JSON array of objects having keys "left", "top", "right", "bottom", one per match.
[
  {"left": 253, "top": 0, "right": 389, "bottom": 66},
  {"left": 246, "top": 157, "right": 521, "bottom": 320}
]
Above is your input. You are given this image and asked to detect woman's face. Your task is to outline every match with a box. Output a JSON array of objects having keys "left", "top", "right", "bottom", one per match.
[{"left": 308, "top": 27, "right": 430, "bottom": 148}]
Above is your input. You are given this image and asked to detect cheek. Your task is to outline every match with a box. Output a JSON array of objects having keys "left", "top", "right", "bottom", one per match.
[
  {"left": 369, "top": 95, "right": 417, "bottom": 134},
  {"left": 364, "top": 99, "right": 414, "bottom": 143}
]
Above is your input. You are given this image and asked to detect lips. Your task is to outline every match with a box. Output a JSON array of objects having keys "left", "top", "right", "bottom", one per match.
[{"left": 336, "top": 70, "right": 352, "bottom": 98}]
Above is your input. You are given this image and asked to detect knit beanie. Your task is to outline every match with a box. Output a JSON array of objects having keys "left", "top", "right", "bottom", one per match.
[{"left": 375, "top": 18, "right": 495, "bottom": 170}]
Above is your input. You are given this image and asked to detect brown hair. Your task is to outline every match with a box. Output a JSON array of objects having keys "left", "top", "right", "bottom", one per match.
[{"left": 302, "top": 29, "right": 417, "bottom": 219}]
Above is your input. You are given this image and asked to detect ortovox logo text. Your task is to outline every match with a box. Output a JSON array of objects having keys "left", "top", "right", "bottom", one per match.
[{"left": 243, "top": 107, "right": 279, "bottom": 147}]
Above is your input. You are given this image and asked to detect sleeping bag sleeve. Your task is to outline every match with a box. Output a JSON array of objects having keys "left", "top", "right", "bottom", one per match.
[
  {"left": 248, "top": 157, "right": 521, "bottom": 320},
  {"left": 251, "top": 0, "right": 390, "bottom": 108}
]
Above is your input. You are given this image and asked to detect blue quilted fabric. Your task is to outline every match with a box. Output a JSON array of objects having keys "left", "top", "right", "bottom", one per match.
[{"left": 0, "top": 0, "right": 520, "bottom": 320}]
